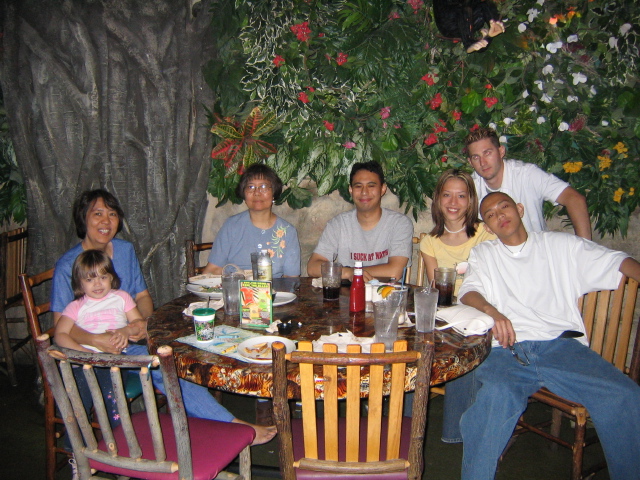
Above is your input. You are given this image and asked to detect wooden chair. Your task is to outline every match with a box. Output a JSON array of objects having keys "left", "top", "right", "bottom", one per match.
[
  {"left": 0, "top": 227, "right": 28, "bottom": 386},
  {"left": 272, "top": 339, "right": 435, "bottom": 480},
  {"left": 404, "top": 233, "right": 426, "bottom": 286},
  {"left": 510, "top": 275, "right": 639, "bottom": 480},
  {"left": 18, "top": 269, "right": 68, "bottom": 480},
  {"left": 186, "top": 240, "right": 213, "bottom": 278},
  {"left": 35, "top": 334, "right": 254, "bottom": 480}
]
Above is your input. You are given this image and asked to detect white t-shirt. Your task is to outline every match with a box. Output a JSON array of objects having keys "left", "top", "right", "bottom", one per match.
[
  {"left": 459, "top": 231, "right": 628, "bottom": 346},
  {"left": 472, "top": 159, "right": 569, "bottom": 233}
]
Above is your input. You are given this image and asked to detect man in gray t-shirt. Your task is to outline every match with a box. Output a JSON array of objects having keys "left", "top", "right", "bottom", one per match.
[{"left": 307, "top": 161, "right": 414, "bottom": 281}]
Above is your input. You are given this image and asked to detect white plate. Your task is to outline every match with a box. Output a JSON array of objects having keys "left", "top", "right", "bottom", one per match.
[
  {"left": 273, "top": 292, "right": 296, "bottom": 307},
  {"left": 237, "top": 336, "right": 296, "bottom": 364},
  {"left": 187, "top": 278, "right": 223, "bottom": 299}
]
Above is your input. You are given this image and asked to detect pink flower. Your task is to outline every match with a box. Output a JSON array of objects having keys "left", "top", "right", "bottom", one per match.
[
  {"left": 424, "top": 134, "right": 438, "bottom": 146},
  {"left": 291, "top": 21, "right": 311, "bottom": 42},
  {"left": 452, "top": 110, "right": 462, "bottom": 121},
  {"left": 323, "top": 120, "right": 335, "bottom": 131},
  {"left": 428, "top": 93, "right": 443, "bottom": 110},
  {"left": 298, "top": 92, "right": 310, "bottom": 104},
  {"left": 343, "top": 141, "right": 356, "bottom": 149},
  {"left": 380, "top": 106, "right": 391, "bottom": 119},
  {"left": 483, "top": 96, "right": 498, "bottom": 108},
  {"left": 273, "top": 55, "right": 285, "bottom": 67},
  {"left": 388, "top": 11, "right": 401, "bottom": 20},
  {"left": 336, "top": 52, "right": 348, "bottom": 66},
  {"left": 408, "top": 0, "right": 424, "bottom": 13},
  {"left": 421, "top": 73, "right": 436, "bottom": 86},
  {"left": 382, "top": 121, "right": 388, "bottom": 129}
]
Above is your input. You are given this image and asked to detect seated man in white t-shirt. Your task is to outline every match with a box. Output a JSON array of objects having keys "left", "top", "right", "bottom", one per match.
[
  {"left": 457, "top": 191, "right": 640, "bottom": 480},
  {"left": 307, "top": 161, "right": 414, "bottom": 282},
  {"left": 465, "top": 127, "right": 591, "bottom": 239}
]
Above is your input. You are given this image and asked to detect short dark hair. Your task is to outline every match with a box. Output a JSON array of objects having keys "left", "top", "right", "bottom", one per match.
[
  {"left": 479, "top": 191, "right": 517, "bottom": 219},
  {"left": 464, "top": 127, "right": 501, "bottom": 155},
  {"left": 71, "top": 249, "right": 121, "bottom": 299},
  {"left": 235, "top": 163, "right": 284, "bottom": 201},
  {"left": 349, "top": 161, "right": 385, "bottom": 185},
  {"left": 73, "top": 189, "right": 124, "bottom": 239},
  {"left": 430, "top": 169, "right": 480, "bottom": 238}
]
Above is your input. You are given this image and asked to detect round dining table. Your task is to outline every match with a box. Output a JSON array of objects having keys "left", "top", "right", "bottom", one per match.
[{"left": 147, "top": 277, "right": 491, "bottom": 398}]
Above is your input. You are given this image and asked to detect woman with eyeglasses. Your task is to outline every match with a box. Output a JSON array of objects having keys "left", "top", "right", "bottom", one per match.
[{"left": 202, "top": 163, "right": 301, "bottom": 277}]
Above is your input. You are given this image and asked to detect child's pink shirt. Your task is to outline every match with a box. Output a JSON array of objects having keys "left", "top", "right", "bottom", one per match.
[{"left": 61, "top": 289, "right": 136, "bottom": 337}]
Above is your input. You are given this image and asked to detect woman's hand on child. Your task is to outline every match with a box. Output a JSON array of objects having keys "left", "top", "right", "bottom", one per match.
[
  {"left": 92, "top": 332, "right": 124, "bottom": 354},
  {"left": 127, "top": 318, "right": 148, "bottom": 342},
  {"left": 107, "top": 328, "right": 130, "bottom": 351}
]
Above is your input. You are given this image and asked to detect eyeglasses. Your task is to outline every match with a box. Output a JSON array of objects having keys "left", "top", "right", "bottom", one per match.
[
  {"left": 509, "top": 342, "right": 530, "bottom": 366},
  {"left": 244, "top": 184, "right": 272, "bottom": 195}
]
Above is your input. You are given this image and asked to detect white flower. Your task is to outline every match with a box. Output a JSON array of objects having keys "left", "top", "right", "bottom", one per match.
[
  {"left": 546, "top": 41, "right": 563, "bottom": 53},
  {"left": 537, "top": 0, "right": 544, "bottom": 4},
  {"left": 590, "top": 85, "right": 597, "bottom": 95},
  {"left": 609, "top": 37, "right": 618, "bottom": 49},
  {"left": 489, "top": 122, "right": 498, "bottom": 130},
  {"left": 567, "top": 95, "right": 579, "bottom": 103},
  {"left": 504, "top": 118, "right": 514, "bottom": 125},
  {"left": 529, "top": 105, "right": 538, "bottom": 113},
  {"left": 534, "top": 80, "right": 544, "bottom": 91},
  {"left": 558, "top": 122, "right": 569, "bottom": 132},
  {"left": 541, "top": 94, "right": 553, "bottom": 103},
  {"left": 572, "top": 72, "right": 587, "bottom": 85},
  {"left": 567, "top": 34, "right": 579, "bottom": 43},
  {"left": 527, "top": 8, "right": 539, "bottom": 22},
  {"left": 522, "top": 89, "right": 530, "bottom": 98},
  {"left": 518, "top": 23, "right": 528, "bottom": 33},
  {"left": 620, "top": 24, "right": 632, "bottom": 35},
  {"left": 602, "top": 120, "right": 609, "bottom": 126},
  {"left": 542, "top": 65, "right": 554, "bottom": 75},
  {"left": 554, "top": 79, "right": 565, "bottom": 85},
  {"left": 537, "top": 116, "right": 546, "bottom": 124},
  {"left": 499, "top": 136, "right": 507, "bottom": 144}
]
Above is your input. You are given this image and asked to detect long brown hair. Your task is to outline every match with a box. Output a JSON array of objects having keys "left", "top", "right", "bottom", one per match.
[{"left": 429, "top": 169, "right": 480, "bottom": 238}]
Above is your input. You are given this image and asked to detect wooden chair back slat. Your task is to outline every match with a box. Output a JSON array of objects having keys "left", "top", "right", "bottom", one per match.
[
  {"left": 2, "top": 227, "right": 27, "bottom": 301},
  {"left": 299, "top": 341, "right": 318, "bottom": 460},
  {"left": 366, "top": 342, "right": 385, "bottom": 462},
  {"left": 345, "top": 344, "right": 362, "bottom": 462},
  {"left": 186, "top": 240, "right": 213, "bottom": 278},
  {"left": 272, "top": 338, "right": 435, "bottom": 479},
  {"left": 407, "top": 233, "right": 427, "bottom": 286},
  {"left": 322, "top": 343, "right": 339, "bottom": 461}
]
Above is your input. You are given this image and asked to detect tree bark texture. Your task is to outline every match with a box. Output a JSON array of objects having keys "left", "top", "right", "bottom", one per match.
[{"left": 1, "top": 0, "right": 215, "bottom": 306}]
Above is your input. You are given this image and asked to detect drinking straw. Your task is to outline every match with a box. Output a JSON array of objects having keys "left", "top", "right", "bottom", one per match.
[{"left": 400, "top": 267, "right": 407, "bottom": 288}]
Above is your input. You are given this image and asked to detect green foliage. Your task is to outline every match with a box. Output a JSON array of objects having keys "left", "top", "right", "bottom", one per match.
[
  {"left": 0, "top": 96, "right": 27, "bottom": 226},
  {"left": 205, "top": 0, "right": 640, "bottom": 235}
]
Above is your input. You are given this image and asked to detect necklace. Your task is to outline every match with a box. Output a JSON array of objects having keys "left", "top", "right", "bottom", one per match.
[
  {"left": 444, "top": 225, "right": 466, "bottom": 234},
  {"left": 500, "top": 237, "right": 528, "bottom": 255}
]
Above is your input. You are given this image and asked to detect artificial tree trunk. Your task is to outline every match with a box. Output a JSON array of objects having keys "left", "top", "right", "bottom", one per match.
[{"left": 0, "top": 0, "right": 215, "bottom": 306}]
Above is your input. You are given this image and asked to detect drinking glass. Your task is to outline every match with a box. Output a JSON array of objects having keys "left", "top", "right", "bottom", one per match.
[
  {"left": 321, "top": 261, "right": 342, "bottom": 300},
  {"left": 434, "top": 267, "right": 456, "bottom": 307},
  {"left": 414, "top": 287, "right": 439, "bottom": 332},
  {"left": 373, "top": 287, "right": 408, "bottom": 350},
  {"left": 221, "top": 270, "right": 245, "bottom": 315}
]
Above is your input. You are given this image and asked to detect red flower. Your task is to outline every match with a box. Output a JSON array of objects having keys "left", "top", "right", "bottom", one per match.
[
  {"left": 421, "top": 73, "right": 436, "bottom": 86},
  {"left": 447, "top": 81, "right": 453, "bottom": 87},
  {"left": 306, "top": 86, "right": 316, "bottom": 92},
  {"left": 485, "top": 84, "right": 493, "bottom": 89},
  {"left": 323, "top": 120, "right": 335, "bottom": 131},
  {"left": 273, "top": 55, "right": 285, "bottom": 67},
  {"left": 428, "top": 93, "right": 443, "bottom": 110},
  {"left": 291, "top": 21, "right": 311, "bottom": 42},
  {"left": 441, "top": 156, "right": 448, "bottom": 162},
  {"left": 470, "top": 124, "right": 480, "bottom": 132},
  {"left": 434, "top": 122, "right": 448, "bottom": 134},
  {"left": 569, "top": 116, "right": 586, "bottom": 132},
  {"left": 452, "top": 110, "right": 462, "bottom": 121},
  {"left": 318, "top": 32, "right": 325, "bottom": 37},
  {"left": 424, "top": 134, "right": 438, "bottom": 146},
  {"left": 336, "top": 53, "right": 348, "bottom": 66},
  {"left": 298, "top": 92, "right": 310, "bottom": 104},
  {"left": 483, "top": 96, "right": 498, "bottom": 108}
]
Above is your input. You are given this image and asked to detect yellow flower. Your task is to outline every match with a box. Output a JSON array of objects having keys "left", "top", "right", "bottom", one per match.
[
  {"left": 563, "top": 161, "right": 583, "bottom": 173},
  {"left": 597, "top": 155, "right": 611, "bottom": 171},
  {"left": 613, "top": 142, "right": 628, "bottom": 154},
  {"left": 613, "top": 188, "right": 625, "bottom": 203},
  {"left": 602, "top": 175, "right": 609, "bottom": 179},
  {"left": 630, "top": 188, "right": 635, "bottom": 196}
]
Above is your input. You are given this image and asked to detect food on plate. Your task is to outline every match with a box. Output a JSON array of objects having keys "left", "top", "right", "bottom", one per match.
[
  {"left": 200, "top": 285, "right": 222, "bottom": 293},
  {"left": 244, "top": 341, "right": 272, "bottom": 359}
]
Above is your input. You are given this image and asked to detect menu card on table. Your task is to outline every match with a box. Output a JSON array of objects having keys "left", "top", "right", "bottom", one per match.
[{"left": 240, "top": 280, "right": 273, "bottom": 328}]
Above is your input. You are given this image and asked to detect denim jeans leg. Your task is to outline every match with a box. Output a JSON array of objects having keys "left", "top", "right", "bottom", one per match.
[
  {"left": 460, "top": 346, "right": 540, "bottom": 480},
  {"left": 536, "top": 339, "right": 640, "bottom": 480},
  {"left": 126, "top": 343, "right": 235, "bottom": 422},
  {"left": 442, "top": 369, "right": 479, "bottom": 443}
]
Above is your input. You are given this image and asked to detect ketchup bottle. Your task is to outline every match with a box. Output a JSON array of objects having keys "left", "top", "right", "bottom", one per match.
[{"left": 349, "top": 261, "right": 365, "bottom": 313}]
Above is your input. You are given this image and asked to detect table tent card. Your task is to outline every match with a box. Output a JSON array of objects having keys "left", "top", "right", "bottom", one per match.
[{"left": 240, "top": 280, "right": 273, "bottom": 327}]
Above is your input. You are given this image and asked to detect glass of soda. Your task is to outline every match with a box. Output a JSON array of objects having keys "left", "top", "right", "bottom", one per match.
[
  {"left": 321, "top": 261, "right": 342, "bottom": 300},
  {"left": 434, "top": 267, "right": 456, "bottom": 307}
]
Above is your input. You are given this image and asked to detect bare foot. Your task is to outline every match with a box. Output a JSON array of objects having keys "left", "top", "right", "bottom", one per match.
[
  {"left": 488, "top": 20, "right": 505, "bottom": 37},
  {"left": 467, "top": 39, "right": 489, "bottom": 53},
  {"left": 232, "top": 419, "right": 277, "bottom": 446}
]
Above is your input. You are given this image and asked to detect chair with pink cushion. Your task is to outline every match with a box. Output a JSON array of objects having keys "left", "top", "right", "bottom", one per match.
[
  {"left": 272, "top": 339, "right": 434, "bottom": 480},
  {"left": 35, "top": 333, "right": 254, "bottom": 480}
]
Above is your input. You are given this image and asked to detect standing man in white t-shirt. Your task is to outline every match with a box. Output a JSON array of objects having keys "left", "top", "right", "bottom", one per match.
[
  {"left": 307, "top": 161, "right": 414, "bottom": 281},
  {"left": 465, "top": 127, "right": 591, "bottom": 239}
]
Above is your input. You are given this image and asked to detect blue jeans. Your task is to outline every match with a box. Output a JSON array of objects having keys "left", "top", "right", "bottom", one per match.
[
  {"left": 126, "top": 343, "right": 234, "bottom": 422},
  {"left": 460, "top": 338, "right": 640, "bottom": 480},
  {"left": 441, "top": 369, "right": 478, "bottom": 443}
]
